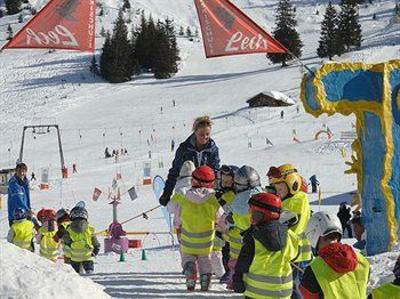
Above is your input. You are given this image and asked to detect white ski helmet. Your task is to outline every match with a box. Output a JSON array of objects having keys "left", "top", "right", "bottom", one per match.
[
  {"left": 234, "top": 165, "right": 261, "bottom": 192},
  {"left": 305, "top": 211, "right": 343, "bottom": 249}
]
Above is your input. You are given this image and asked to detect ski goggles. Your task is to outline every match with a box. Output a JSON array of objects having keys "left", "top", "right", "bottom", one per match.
[
  {"left": 220, "top": 165, "right": 234, "bottom": 176},
  {"left": 267, "top": 166, "right": 297, "bottom": 179}
]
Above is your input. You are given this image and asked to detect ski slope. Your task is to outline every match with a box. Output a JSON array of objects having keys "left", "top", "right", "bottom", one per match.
[{"left": 0, "top": 0, "right": 399, "bottom": 298}]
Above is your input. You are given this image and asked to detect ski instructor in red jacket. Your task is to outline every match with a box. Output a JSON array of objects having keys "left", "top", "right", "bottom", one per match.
[{"left": 159, "top": 116, "right": 220, "bottom": 206}]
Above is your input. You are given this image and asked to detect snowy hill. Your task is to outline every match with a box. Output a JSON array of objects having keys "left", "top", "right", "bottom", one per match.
[
  {"left": 0, "top": 0, "right": 399, "bottom": 298},
  {"left": 0, "top": 241, "right": 111, "bottom": 299}
]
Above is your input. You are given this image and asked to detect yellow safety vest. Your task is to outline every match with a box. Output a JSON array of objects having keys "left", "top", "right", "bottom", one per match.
[
  {"left": 228, "top": 212, "right": 251, "bottom": 260},
  {"left": 60, "top": 222, "right": 72, "bottom": 258},
  {"left": 371, "top": 283, "right": 400, "bottom": 299},
  {"left": 228, "top": 227, "right": 243, "bottom": 259},
  {"left": 222, "top": 190, "right": 235, "bottom": 205},
  {"left": 39, "top": 227, "right": 59, "bottom": 261},
  {"left": 67, "top": 225, "right": 95, "bottom": 262},
  {"left": 172, "top": 192, "right": 219, "bottom": 255},
  {"left": 212, "top": 236, "right": 225, "bottom": 252},
  {"left": 282, "top": 191, "right": 312, "bottom": 262},
  {"left": 11, "top": 219, "right": 34, "bottom": 250},
  {"left": 244, "top": 229, "right": 299, "bottom": 299},
  {"left": 311, "top": 252, "right": 370, "bottom": 299}
]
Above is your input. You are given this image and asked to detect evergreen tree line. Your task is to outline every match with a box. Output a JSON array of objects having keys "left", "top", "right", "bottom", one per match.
[
  {"left": 317, "top": 0, "right": 362, "bottom": 59},
  {"left": 100, "top": 11, "right": 180, "bottom": 83}
]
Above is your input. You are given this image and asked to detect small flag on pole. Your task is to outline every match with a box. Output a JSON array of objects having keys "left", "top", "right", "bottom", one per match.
[
  {"left": 92, "top": 187, "right": 102, "bottom": 201},
  {"left": 128, "top": 186, "right": 138, "bottom": 201}
]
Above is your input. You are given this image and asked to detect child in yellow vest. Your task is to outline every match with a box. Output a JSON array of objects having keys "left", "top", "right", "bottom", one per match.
[
  {"left": 233, "top": 192, "right": 299, "bottom": 299},
  {"left": 53, "top": 208, "right": 72, "bottom": 263},
  {"left": 226, "top": 165, "right": 263, "bottom": 289},
  {"left": 269, "top": 164, "right": 312, "bottom": 296},
  {"left": 300, "top": 211, "right": 370, "bottom": 299},
  {"left": 62, "top": 206, "right": 100, "bottom": 274},
  {"left": 7, "top": 208, "right": 35, "bottom": 251},
  {"left": 369, "top": 255, "right": 400, "bottom": 299},
  {"left": 171, "top": 165, "right": 219, "bottom": 291},
  {"left": 36, "top": 208, "right": 59, "bottom": 262}
]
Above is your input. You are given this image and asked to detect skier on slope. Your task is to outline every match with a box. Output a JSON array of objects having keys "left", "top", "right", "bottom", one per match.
[
  {"left": 300, "top": 211, "right": 370, "bottom": 299},
  {"left": 170, "top": 165, "right": 220, "bottom": 291},
  {"left": 159, "top": 116, "right": 220, "bottom": 207}
]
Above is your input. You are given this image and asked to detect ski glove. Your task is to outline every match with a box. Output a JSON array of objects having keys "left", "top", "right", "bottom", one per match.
[
  {"left": 159, "top": 193, "right": 171, "bottom": 206},
  {"left": 232, "top": 276, "right": 246, "bottom": 293}
]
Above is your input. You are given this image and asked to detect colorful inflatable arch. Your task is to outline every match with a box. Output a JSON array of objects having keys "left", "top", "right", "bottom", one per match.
[
  {"left": 314, "top": 130, "right": 332, "bottom": 140},
  {"left": 301, "top": 60, "right": 400, "bottom": 255}
]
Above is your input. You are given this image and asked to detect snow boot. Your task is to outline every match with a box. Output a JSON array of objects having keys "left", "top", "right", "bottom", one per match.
[
  {"left": 200, "top": 273, "right": 212, "bottom": 291},
  {"left": 184, "top": 261, "right": 197, "bottom": 291}
]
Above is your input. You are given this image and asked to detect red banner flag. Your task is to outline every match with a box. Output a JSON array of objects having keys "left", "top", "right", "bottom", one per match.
[
  {"left": 2, "top": 0, "right": 96, "bottom": 52},
  {"left": 194, "top": 0, "right": 287, "bottom": 58}
]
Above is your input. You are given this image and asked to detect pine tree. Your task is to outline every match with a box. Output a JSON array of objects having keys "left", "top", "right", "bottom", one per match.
[
  {"left": 7, "top": 24, "right": 13, "bottom": 40},
  {"left": 99, "top": 7, "right": 104, "bottom": 17},
  {"left": 18, "top": 13, "right": 23, "bottom": 23},
  {"left": 338, "top": 0, "right": 362, "bottom": 50},
  {"left": 186, "top": 26, "right": 192, "bottom": 38},
  {"left": 122, "top": 0, "right": 131, "bottom": 11},
  {"left": 100, "top": 32, "right": 112, "bottom": 79},
  {"left": 134, "top": 13, "right": 158, "bottom": 70},
  {"left": 5, "top": 0, "right": 22, "bottom": 15},
  {"left": 153, "top": 20, "right": 178, "bottom": 79},
  {"left": 100, "top": 11, "right": 133, "bottom": 83},
  {"left": 317, "top": 2, "right": 344, "bottom": 59},
  {"left": 267, "top": 0, "right": 303, "bottom": 67}
]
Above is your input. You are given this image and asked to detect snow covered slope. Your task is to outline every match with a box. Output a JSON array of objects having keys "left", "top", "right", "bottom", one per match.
[
  {"left": 0, "top": 0, "right": 399, "bottom": 298},
  {"left": 0, "top": 240, "right": 111, "bottom": 299}
]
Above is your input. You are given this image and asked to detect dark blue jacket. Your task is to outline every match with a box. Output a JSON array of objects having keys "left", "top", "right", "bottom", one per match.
[
  {"left": 309, "top": 175, "right": 319, "bottom": 185},
  {"left": 7, "top": 175, "right": 31, "bottom": 222},
  {"left": 164, "top": 134, "right": 220, "bottom": 197}
]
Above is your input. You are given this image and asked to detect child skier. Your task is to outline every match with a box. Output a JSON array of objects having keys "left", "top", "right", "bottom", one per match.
[
  {"left": 7, "top": 207, "right": 35, "bottom": 251},
  {"left": 54, "top": 208, "right": 72, "bottom": 263},
  {"left": 215, "top": 164, "right": 239, "bottom": 283},
  {"left": 269, "top": 164, "right": 312, "bottom": 294},
  {"left": 232, "top": 192, "right": 300, "bottom": 298},
  {"left": 226, "top": 165, "right": 263, "bottom": 289},
  {"left": 167, "top": 160, "right": 196, "bottom": 240},
  {"left": 36, "top": 208, "right": 59, "bottom": 261},
  {"left": 300, "top": 211, "right": 370, "bottom": 299},
  {"left": 62, "top": 206, "right": 100, "bottom": 274},
  {"left": 369, "top": 255, "right": 400, "bottom": 298},
  {"left": 171, "top": 165, "right": 219, "bottom": 291}
]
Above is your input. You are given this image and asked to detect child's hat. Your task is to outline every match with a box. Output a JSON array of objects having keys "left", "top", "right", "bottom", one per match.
[
  {"left": 192, "top": 166, "right": 215, "bottom": 188},
  {"left": 179, "top": 161, "right": 196, "bottom": 178}
]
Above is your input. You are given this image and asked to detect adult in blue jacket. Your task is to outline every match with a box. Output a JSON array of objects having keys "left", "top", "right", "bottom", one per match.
[
  {"left": 8, "top": 163, "right": 31, "bottom": 226},
  {"left": 159, "top": 116, "right": 220, "bottom": 206}
]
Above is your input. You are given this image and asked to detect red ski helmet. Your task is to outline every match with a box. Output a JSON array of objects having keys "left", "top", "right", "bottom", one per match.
[
  {"left": 249, "top": 192, "right": 282, "bottom": 224},
  {"left": 37, "top": 208, "right": 56, "bottom": 221},
  {"left": 192, "top": 165, "right": 215, "bottom": 188}
]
